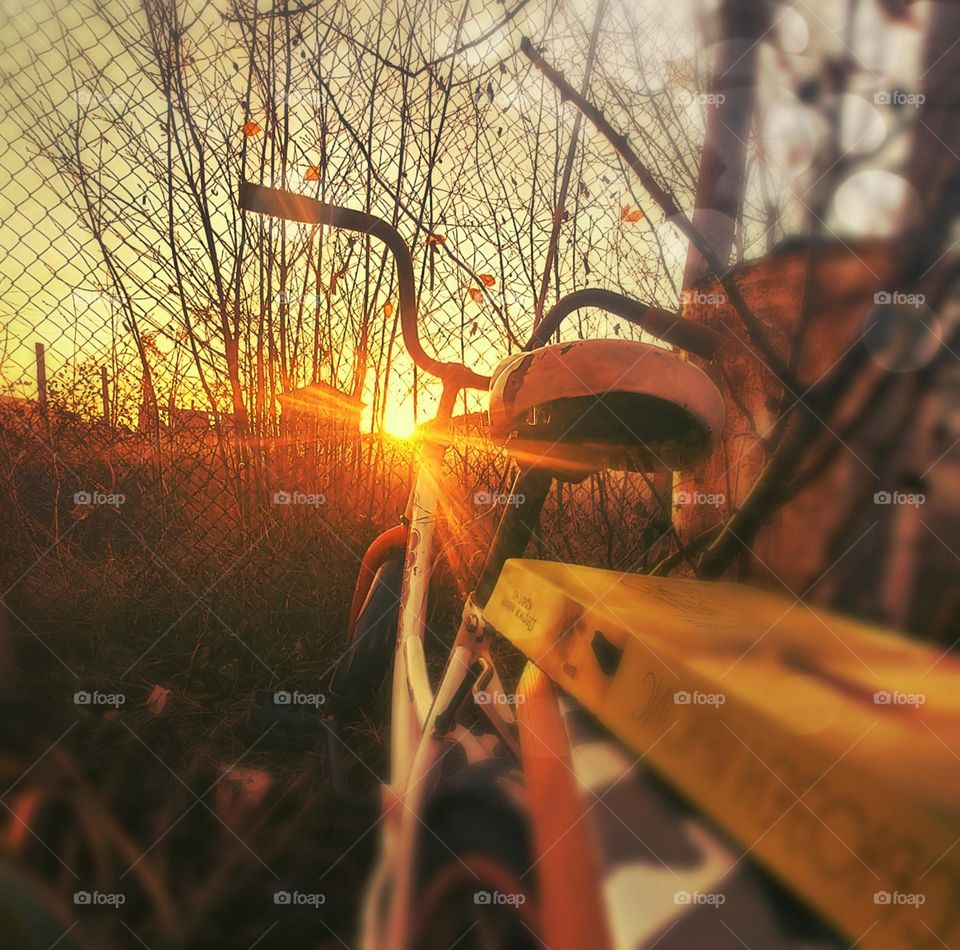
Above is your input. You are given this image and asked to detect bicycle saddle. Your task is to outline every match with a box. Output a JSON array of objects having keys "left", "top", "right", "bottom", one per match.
[{"left": 488, "top": 339, "right": 725, "bottom": 475}]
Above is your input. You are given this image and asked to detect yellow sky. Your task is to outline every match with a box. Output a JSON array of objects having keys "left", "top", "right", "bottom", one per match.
[{"left": 0, "top": 0, "right": 928, "bottom": 431}]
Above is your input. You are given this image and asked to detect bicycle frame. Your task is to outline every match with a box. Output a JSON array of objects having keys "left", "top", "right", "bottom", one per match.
[
  {"left": 364, "top": 406, "right": 610, "bottom": 950},
  {"left": 241, "top": 180, "right": 948, "bottom": 950},
  {"left": 361, "top": 409, "right": 516, "bottom": 950},
  {"left": 236, "top": 181, "right": 725, "bottom": 950}
]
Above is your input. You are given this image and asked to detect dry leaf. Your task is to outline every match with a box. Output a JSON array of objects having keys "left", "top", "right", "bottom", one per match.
[
  {"left": 242, "top": 121, "right": 262, "bottom": 137},
  {"left": 426, "top": 234, "right": 445, "bottom": 246},
  {"left": 468, "top": 287, "right": 483, "bottom": 304},
  {"left": 479, "top": 274, "right": 495, "bottom": 287},
  {"left": 329, "top": 266, "right": 347, "bottom": 297},
  {"left": 304, "top": 165, "right": 322, "bottom": 181},
  {"left": 215, "top": 764, "right": 273, "bottom": 829},
  {"left": 383, "top": 302, "right": 394, "bottom": 318},
  {"left": 145, "top": 684, "right": 171, "bottom": 716}
]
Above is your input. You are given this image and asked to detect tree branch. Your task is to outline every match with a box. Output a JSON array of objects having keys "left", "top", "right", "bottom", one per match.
[{"left": 521, "top": 35, "right": 796, "bottom": 390}]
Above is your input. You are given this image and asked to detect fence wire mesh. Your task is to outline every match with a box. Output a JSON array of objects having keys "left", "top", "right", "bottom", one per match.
[
  {"left": 0, "top": 0, "right": 710, "bottom": 631},
  {"left": 0, "top": 0, "right": 684, "bottom": 914},
  {"left": 6, "top": 1, "right": 960, "bottom": 947}
]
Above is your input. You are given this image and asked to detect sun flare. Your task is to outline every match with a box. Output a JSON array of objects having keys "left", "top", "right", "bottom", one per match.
[{"left": 381, "top": 398, "right": 416, "bottom": 439}]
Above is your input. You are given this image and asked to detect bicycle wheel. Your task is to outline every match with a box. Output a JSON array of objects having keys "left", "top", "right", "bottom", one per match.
[
  {"left": 0, "top": 859, "right": 77, "bottom": 950},
  {"left": 412, "top": 761, "right": 538, "bottom": 950}
]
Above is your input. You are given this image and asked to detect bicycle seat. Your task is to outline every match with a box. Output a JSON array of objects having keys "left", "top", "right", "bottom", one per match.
[{"left": 488, "top": 339, "right": 724, "bottom": 474}]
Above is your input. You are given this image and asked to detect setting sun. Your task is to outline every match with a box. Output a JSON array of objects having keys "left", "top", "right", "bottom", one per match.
[{"left": 381, "top": 397, "right": 416, "bottom": 439}]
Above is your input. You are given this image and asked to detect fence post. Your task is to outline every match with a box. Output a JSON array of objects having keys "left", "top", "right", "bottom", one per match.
[
  {"left": 101, "top": 366, "right": 110, "bottom": 425},
  {"left": 35, "top": 342, "right": 47, "bottom": 415}
]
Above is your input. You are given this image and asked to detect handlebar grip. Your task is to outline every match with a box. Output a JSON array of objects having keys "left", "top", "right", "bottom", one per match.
[
  {"left": 239, "top": 183, "right": 490, "bottom": 391},
  {"left": 528, "top": 289, "right": 725, "bottom": 360}
]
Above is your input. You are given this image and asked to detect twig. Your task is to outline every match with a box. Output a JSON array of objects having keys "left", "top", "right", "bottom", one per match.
[
  {"left": 533, "top": 0, "right": 607, "bottom": 326},
  {"left": 521, "top": 36, "right": 796, "bottom": 390}
]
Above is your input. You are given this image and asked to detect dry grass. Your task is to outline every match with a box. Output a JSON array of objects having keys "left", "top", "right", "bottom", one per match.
[{"left": 0, "top": 414, "right": 664, "bottom": 947}]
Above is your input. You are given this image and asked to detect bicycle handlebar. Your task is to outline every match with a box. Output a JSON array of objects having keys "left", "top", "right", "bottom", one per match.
[
  {"left": 527, "top": 289, "right": 724, "bottom": 360},
  {"left": 239, "top": 183, "right": 724, "bottom": 395},
  {"left": 239, "top": 182, "right": 490, "bottom": 391}
]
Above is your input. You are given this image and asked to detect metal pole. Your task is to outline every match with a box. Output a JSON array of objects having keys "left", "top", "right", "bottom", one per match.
[
  {"left": 35, "top": 342, "right": 47, "bottom": 415},
  {"left": 101, "top": 366, "right": 110, "bottom": 425}
]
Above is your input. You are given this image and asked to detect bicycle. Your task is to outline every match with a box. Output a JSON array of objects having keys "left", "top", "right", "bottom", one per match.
[{"left": 240, "top": 182, "right": 960, "bottom": 950}]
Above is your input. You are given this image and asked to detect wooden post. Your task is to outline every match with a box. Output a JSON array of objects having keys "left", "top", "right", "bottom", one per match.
[
  {"left": 101, "top": 366, "right": 110, "bottom": 425},
  {"left": 35, "top": 342, "right": 47, "bottom": 415}
]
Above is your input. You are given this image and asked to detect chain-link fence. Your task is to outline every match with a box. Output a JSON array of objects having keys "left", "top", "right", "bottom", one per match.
[
  {"left": 0, "top": 0, "right": 710, "bottom": 646},
  {"left": 6, "top": 0, "right": 960, "bottom": 946},
  {"left": 0, "top": 2, "right": 797, "bottom": 946}
]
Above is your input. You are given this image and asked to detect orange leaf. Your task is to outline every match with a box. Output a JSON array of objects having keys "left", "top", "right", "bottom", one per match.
[
  {"left": 620, "top": 205, "right": 644, "bottom": 222},
  {"left": 479, "top": 273, "right": 496, "bottom": 287},
  {"left": 383, "top": 302, "right": 394, "bottom": 318},
  {"left": 468, "top": 287, "right": 483, "bottom": 304},
  {"left": 242, "top": 121, "right": 261, "bottom": 137},
  {"left": 145, "top": 684, "right": 171, "bottom": 716},
  {"left": 304, "top": 165, "right": 322, "bottom": 181},
  {"left": 426, "top": 234, "right": 445, "bottom": 246}
]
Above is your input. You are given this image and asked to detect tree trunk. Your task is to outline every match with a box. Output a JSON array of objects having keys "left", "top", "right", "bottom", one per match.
[{"left": 681, "top": 0, "right": 768, "bottom": 288}]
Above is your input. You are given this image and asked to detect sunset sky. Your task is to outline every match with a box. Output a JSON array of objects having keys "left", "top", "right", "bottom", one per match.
[{"left": 0, "top": 0, "right": 929, "bottom": 433}]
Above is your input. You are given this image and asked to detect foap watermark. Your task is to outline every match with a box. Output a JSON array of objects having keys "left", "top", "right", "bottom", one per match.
[
  {"left": 273, "top": 690, "right": 326, "bottom": 707},
  {"left": 675, "top": 490, "right": 725, "bottom": 509},
  {"left": 874, "top": 490, "right": 924, "bottom": 508},
  {"left": 474, "top": 490, "right": 525, "bottom": 508},
  {"left": 273, "top": 489, "right": 326, "bottom": 507},
  {"left": 273, "top": 290, "right": 325, "bottom": 308},
  {"left": 874, "top": 291, "right": 925, "bottom": 308},
  {"left": 874, "top": 890, "right": 926, "bottom": 907},
  {"left": 70, "top": 89, "right": 125, "bottom": 107},
  {"left": 74, "top": 490, "right": 125, "bottom": 508},
  {"left": 273, "top": 90, "right": 323, "bottom": 109},
  {"left": 874, "top": 690, "right": 925, "bottom": 708},
  {"left": 74, "top": 890, "right": 126, "bottom": 907},
  {"left": 674, "top": 890, "right": 726, "bottom": 907},
  {"left": 72, "top": 288, "right": 120, "bottom": 308},
  {"left": 681, "top": 289, "right": 727, "bottom": 308},
  {"left": 475, "top": 690, "right": 525, "bottom": 707},
  {"left": 474, "top": 890, "right": 526, "bottom": 907},
  {"left": 674, "top": 690, "right": 725, "bottom": 707},
  {"left": 74, "top": 690, "right": 126, "bottom": 708},
  {"left": 874, "top": 90, "right": 924, "bottom": 108},
  {"left": 274, "top": 890, "right": 326, "bottom": 908},
  {"left": 683, "top": 91, "right": 726, "bottom": 107}
]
